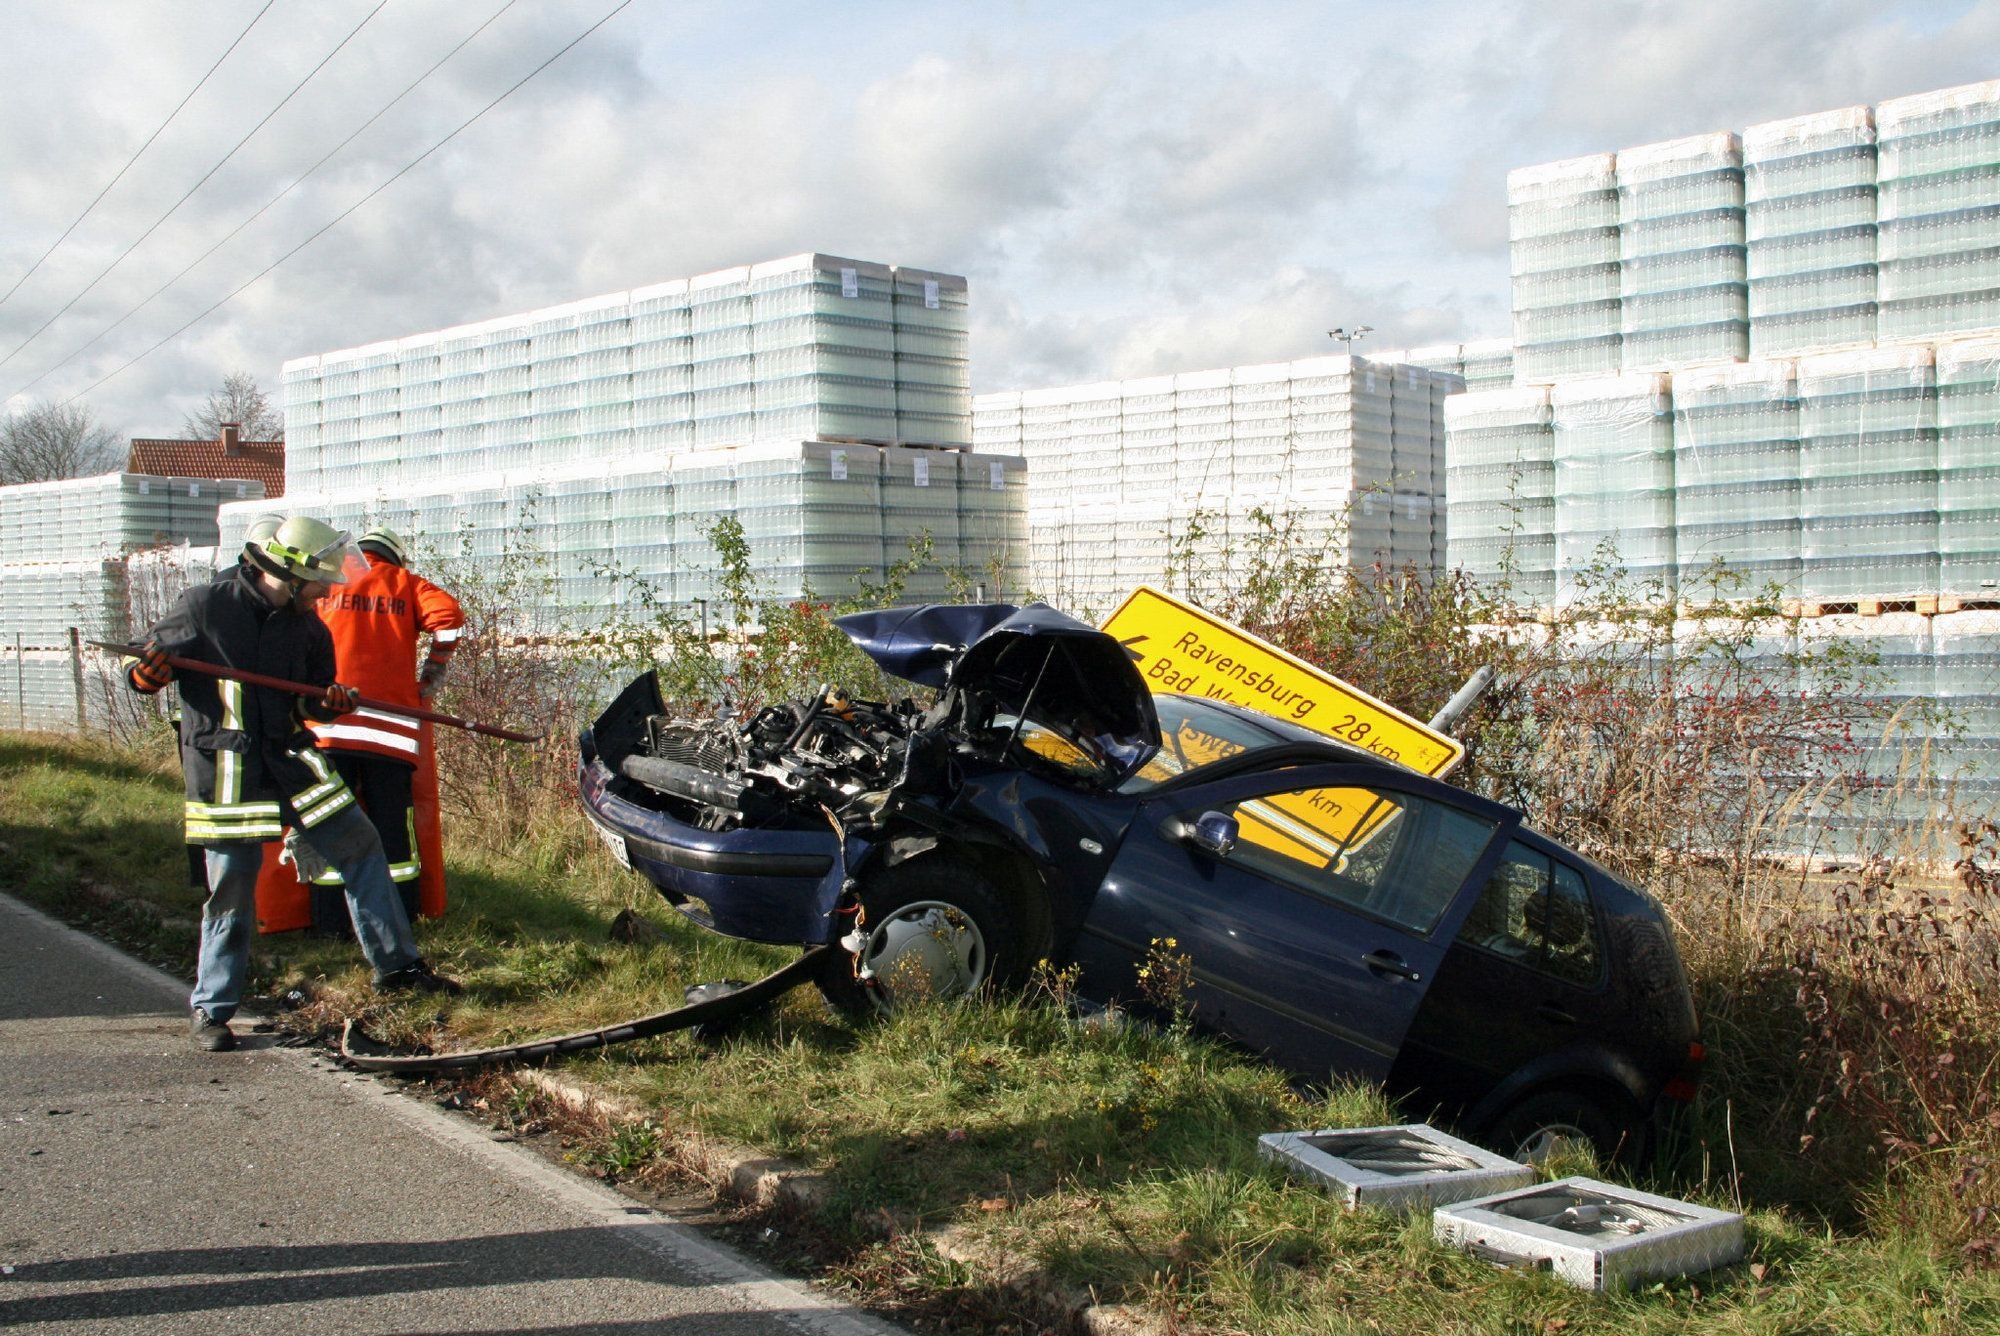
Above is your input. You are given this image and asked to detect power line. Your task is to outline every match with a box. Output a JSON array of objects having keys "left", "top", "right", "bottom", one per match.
[
  {"left": 10, "top": 0, "right": 521, "bottom": 403},
  {"left": 63, "top": 0, "right": 637, "bottom": 410},
  {"left": 0, "top": 1, "right": 277, "bottom": 313},
  {"left": 0, "top": 2, "right": 389, "bottom": 376}
]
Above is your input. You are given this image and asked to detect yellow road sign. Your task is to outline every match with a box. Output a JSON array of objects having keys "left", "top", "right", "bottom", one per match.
[{"left": 1102, "top": 585, "right": 1465, "bottom": 777}]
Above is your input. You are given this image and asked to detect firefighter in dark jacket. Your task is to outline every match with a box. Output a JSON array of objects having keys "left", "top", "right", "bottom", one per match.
[{"left": 127, "top": 516, "right": 459, "bottom": 1052}]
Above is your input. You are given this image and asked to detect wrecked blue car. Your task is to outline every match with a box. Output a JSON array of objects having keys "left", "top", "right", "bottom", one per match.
[{"left": 579, "top": 602, "right": 1702, "bottom": 1161}]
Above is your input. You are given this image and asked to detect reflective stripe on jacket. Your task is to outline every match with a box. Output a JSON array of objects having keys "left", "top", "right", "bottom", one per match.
[
  {"left": 129, "top": 565, "right": 357, "bottom": 844},
  {"left": 308, "top": 552, "right": 465, "bottom": 763}
]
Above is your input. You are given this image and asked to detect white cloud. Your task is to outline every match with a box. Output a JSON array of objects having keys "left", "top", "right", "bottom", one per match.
[{"left": 0, "top": 0, "right": 1994, "bottom": 433}]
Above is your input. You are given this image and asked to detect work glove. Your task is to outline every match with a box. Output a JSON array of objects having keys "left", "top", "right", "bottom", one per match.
[
  {"left": 321, "top": 683, "right": 361, "bottom": 715},
  {"left": 418, "top": 659, "right": 449, "bottom": 701},
  {"left": 128, "top": 641, "right": 173, "bottom": 693}
]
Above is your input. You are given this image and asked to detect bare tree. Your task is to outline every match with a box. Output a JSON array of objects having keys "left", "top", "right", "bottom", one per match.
[
  {"left": 0, "top": 399, "right": 125, "bottom": 484},
  {"left": 181, "top": 370, "right": 284, "bottom": 442}
]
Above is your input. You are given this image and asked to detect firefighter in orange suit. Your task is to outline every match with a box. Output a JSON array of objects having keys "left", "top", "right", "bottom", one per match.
[{"left": 306, "top": 527, "right": 465, "bottom": 928}]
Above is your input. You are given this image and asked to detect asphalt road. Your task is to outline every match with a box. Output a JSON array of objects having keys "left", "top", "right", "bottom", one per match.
[{"left": 0, "top": 892, "right": 906, "bottom": 1335}]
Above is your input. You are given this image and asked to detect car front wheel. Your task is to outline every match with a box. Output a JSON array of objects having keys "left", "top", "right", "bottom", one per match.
[{"left": 814, "top": 858, "right": 1023, "bottom": 1018}]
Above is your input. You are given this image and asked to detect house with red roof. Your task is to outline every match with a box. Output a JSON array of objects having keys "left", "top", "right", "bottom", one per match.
[{"left": 126, "top": 423, "right": 285, "bottom": 497}]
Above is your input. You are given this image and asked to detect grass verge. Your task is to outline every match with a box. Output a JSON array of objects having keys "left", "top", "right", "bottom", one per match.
[{"left": 6, "top": 730, "right": 1999, "bottom": 1334}]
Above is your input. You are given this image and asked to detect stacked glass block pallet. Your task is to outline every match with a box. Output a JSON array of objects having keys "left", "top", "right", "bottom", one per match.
[
  {"left": 220, "top": 442, "right": 1026, "bottom": 628},
  {"left": 0, "top": 474, "right": 265, "bottom": 669},
  {"left": 972, "top": 353, "right": 1458, "bottom": 618},
  {"left": 283, "top": 253, "right": 971, "bottom": 501}
]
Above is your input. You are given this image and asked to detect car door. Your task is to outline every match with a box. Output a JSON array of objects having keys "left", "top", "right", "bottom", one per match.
[
  {"left": 1078, "top": 761, "right": 1516, "bottom": 1085},
  {"left": 1393, "top": 831, "right": 1615, "bottom": 1113}
]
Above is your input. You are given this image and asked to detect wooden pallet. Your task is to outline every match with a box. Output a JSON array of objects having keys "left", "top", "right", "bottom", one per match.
[
  {"left": 1919, "top": 594, "right": 2000, "bottom": 616},
  {"left": 1784, "top": 597, "right": 1921, "bottom": 618},
  {"left": 1778, "top": 595, "right": 2000, "bottom": 618}
]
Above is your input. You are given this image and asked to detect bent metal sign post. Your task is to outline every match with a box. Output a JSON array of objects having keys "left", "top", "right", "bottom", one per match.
[{"left": 1102, "top": 585, "right": 1465, "bottom": 779}]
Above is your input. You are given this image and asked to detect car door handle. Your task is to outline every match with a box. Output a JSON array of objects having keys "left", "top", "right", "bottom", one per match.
[
  {"left": 1362, "top": 950, "right": 1421, "bottom": 982},
  {"left": 1536, "top": 1003, "right": 1577, "bottom": 1025}
]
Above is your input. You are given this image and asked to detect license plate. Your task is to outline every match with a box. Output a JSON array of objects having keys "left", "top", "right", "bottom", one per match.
[{"left": 592, "top": 820, "right": 631, "bottom": 869}]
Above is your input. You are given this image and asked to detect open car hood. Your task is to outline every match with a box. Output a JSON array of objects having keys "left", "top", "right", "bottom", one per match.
[{"left": 835, "top": 602, "right": 1161, "bottom": 781}]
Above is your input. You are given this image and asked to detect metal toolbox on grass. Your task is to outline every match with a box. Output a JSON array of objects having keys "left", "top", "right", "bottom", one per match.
[
  {"left": 1432, "top": 1176, "right": 1745, "bottom": 1291},
  {"left": 1258, "top": 1124, "right": 1535, "bottom": 1214}
]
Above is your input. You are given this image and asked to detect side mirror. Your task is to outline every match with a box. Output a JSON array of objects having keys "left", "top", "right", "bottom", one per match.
[{"left": 1181, "top": 810, "right": 1238, "bottom": 859}]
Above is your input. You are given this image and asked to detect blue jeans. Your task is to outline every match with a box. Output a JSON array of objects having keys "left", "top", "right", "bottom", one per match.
[{"left": 190, "top": 803, "right": 422, "bottom": 1022}]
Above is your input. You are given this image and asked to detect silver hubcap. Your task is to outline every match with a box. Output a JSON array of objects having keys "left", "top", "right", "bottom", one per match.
[
  {"left": 858, "top": 901, "right": 989, "bottom": 1009},
  {"left": 1514, "top": 1121, "right": 1593, "bottom": 1165}
]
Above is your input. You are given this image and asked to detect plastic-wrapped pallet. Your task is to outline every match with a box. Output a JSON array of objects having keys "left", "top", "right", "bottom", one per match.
[
  {"left": 606, "top": 460, "right": 675, "bottom": 601},
  {"left": 1228, "top": 363, "right": 1293, "bottom": 509},
  {"left": 1347, "top": 358, "right": 1399, "bottom": 483},
  {"left": 0, "top": 473, "right": 263, "bottom": 563},
  {"left": 1066, "top": 382, "right": 1125, "bottom": 516},
  {"left": 670, "top": 448, "right": 739, "bottom": 603},
  {"left": 1744, "top": 106, "right": 1878, "bottom": 357},
  {"left": 1115, "top": 500, "right": 1175, "bottom": 603},
  {"left": 751, "top": 255, "right": 899, "bottom": 445},
  {"left": 1671, "top": 359, "right": 1801, "bottom": 597},
  {"left": 122, "top": 544, "right": 223, "bottom": 642},
  {"left": 1339, "top": 486, "right": 1397, "bottom": 569},
  {"left": 1388, "top": 491, "right": 1436, "bottom": 574},
  {"left": 958, "top": 453, "right": 1028, "bottom": 599},
  {"left": 1797, "top": 344, "right": 1938, "bottom": 602},
  {"left": 1444, "top": 386, "right": 1556, "bottom": 604},
  {"left": 1174, "top": 368, "right": 1236, "bottom": 505},
  {"left": 629, "top": 279, "right": 694, "bottom": 456},
  {"left": 1875, "top": 80, "right": 2000, "bottom": 341},
  {"left": 1819, "top": 613, "right": 1940, "bottom": 847},
  {"left": 1047, "top": 500, "right": 1122, "bottom": 617},
  {"left": 1459, "top": 337, "right": 1516, "bottom": 390},
  {"left": 1390, "top": 360, "right": 1439, "bottom": 493},
  {"left": 690, "top": 267, "right": 755, "bottom": 449},
  {"left": 1402, "top": 343, "right": 1464, "bottom": 381},
  {"left": 891, "top": 266, "right": 971, "bottom": 447},
  {"left": 1509, "top": 154, "right": 1623, "bottom": 383},
  {"left": 1551, "top": 374, "right": 1676, "bottom": 602},
  {"left": 1937, "top": 337, "right": 2000, "bottom": 597},
  {"left": 0, "top": 648, "right": 118, "bottom": 731},
  {"left": 1933, "top": 611, "right": 2000, "bottom": 815},
  {"left": 1617, "top": 133, "right": 1748, "bottom": 371},
  {"left": 0, "top": 560, "right": 125, "bottom": 647},
  {"left": 971, "top": 390, "right": 1023, "bottom": 450},
  {"left": 1015, "top": 386, "right": 1076, "bottom": 510},
  {"left": 734, "top": 441, "right": 885, "bottom": 599},
  {"left": 881, "top": 447, "right": 961, "bottom": 602},
  {"left": 1094, "top": 374, "right": 1167, "bottom": 512}
]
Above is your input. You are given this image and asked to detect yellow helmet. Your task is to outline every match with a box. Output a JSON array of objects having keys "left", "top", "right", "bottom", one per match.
[
  {"left": 357, "top": 527, "right": 408, "bottom": 566},
  {"left": 249, "top": 515, "right": 352, "bottom": 584}
]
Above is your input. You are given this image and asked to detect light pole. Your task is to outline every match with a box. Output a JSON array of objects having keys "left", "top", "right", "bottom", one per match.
[
  {"left": 1328, "top": 325, "right": 1373, "bottom": 349},
  {"left": 693, "top": 597, "right": 709, "bottom": 644}
]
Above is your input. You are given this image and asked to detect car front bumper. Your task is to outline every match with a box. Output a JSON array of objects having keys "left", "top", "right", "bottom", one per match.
[{"left": 578, "top": 757, "right": 850, "bottom": 945}]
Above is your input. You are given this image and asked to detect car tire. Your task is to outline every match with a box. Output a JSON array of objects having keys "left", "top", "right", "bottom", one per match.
[
  {"left": 1487, "top": 1087, "right": 1646, "bottom": 1167},
  {"left": 814, "top": 858, "right": 1024, "bottom": 1018}
]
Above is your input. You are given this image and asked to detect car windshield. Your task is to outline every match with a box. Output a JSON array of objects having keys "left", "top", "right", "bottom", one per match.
[{"left": 1118, "top": 695, "right": 1298, "bottom": 793}]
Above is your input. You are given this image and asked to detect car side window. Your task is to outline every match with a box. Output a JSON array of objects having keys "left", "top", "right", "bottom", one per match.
[
  {"left": 1206, "top": 782, "right": 1498, "bottom": 935},
  {"left": 1458, "top": 840, "right": 1603, "bottom": 985}
]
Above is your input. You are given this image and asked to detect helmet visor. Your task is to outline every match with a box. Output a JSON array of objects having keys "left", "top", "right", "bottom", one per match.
[{"left": 265, "top": 527, "right": 354, "bottom": 584}]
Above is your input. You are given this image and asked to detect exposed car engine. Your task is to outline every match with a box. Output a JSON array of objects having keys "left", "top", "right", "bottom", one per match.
[{"left": 618, "top": 686, "right": 931, "bottom": 832}]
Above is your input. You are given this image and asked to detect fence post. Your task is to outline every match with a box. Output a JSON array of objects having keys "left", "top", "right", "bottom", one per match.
[
  {"left": 13, "top": 631, "right": 23, "bottom": 731},
  {"left": 69, "top": 627, "right": 86, "bottom": 732}
]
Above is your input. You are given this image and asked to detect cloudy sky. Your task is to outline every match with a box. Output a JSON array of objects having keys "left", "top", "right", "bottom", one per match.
[{"left": 1, "top": 0, "right": 1995, "bottom": 438}]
